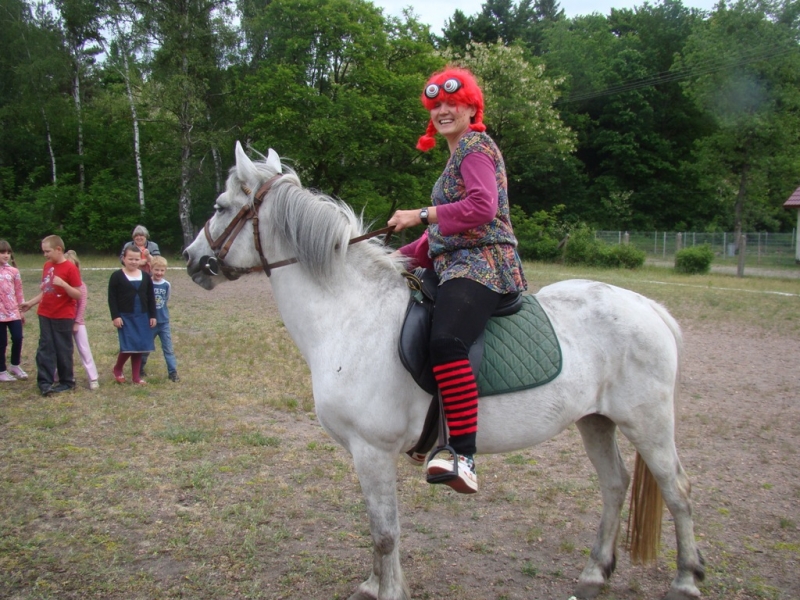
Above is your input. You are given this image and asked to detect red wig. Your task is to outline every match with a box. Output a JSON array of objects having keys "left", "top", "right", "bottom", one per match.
[{"left": 416, "top": 67, "right": 486, "bottom": 152}]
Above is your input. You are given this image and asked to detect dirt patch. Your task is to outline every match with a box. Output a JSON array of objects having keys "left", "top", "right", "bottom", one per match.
[
  {"left": 181, "top": 276, "right": 800, "bottom": 599},
  {"left": 2, "top": 272, "right": 798, "bottom": 600}
]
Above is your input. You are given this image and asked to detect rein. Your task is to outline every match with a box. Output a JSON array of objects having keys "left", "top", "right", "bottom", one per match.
[{"left": 202, "top": 175, "right": 395, "bottom": 279}]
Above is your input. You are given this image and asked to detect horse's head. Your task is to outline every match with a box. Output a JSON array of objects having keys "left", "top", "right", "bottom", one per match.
[{"left": 184, "top": 141, "right": 283, "bottom": 290}]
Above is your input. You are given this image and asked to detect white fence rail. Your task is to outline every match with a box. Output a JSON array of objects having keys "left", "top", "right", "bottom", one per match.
[{"left": 595, "top": 231, "right": 798, "bottom": 266}]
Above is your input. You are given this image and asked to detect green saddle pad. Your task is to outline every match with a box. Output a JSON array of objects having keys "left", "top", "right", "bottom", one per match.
[{"left": 477, "top": 295, "right": 562, "bottom": 397}]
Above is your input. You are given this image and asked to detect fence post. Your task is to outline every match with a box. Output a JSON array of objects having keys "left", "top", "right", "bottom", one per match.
[
  {"left": 676, "top": 232, "right": 682, "bottom": 253},
  {"left": 623, "top": 231, "right": 629, "bottom": 245}
]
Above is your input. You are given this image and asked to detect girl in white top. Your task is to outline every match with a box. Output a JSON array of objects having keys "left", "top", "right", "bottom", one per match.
[{"left": 65, "top": 251, "right": 99, "bottom": 389}]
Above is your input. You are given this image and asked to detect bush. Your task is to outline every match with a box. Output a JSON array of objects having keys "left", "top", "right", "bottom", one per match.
[
  {"left": 563, "top": 226, "right": 645, "bottom": 269},
  {"left": 511, "top": 205, "right": 566, "bottom": 261},
  {"left": 674, "top": 245, "right": 714, "bottom": 274},
  {"left": 597, "top": 243, "right": 646, "bottom": 269}
]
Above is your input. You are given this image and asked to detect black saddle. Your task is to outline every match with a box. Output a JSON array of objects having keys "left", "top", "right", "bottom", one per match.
[{"left": 398, "top": 268, "right": 523, "bottom": 396}]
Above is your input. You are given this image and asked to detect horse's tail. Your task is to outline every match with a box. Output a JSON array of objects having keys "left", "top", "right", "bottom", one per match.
[
  {"left": 626, "top": 298, "right": 679, "bottom": 564},
  {"left": 626, "top": 452, "right": 664, "bottom": 564}
]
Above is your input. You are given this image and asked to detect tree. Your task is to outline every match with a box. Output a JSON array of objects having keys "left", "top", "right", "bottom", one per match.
[
  {"left": 237, "top": 0, "right": 442, "bottom": 224},
  {"left": 542, "top": 3, "right": 711, "bottom": 229},
  {"left": 677, "top": 0, "right": 800, "bottom": 275},
  {"left": 131, "top": 0, "right": 237, "bottom": 247},
  {"left": 53, "top": 0, "right": 105, "bottom": 190}
]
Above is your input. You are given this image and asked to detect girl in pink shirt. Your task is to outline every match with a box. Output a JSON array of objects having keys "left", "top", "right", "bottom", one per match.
[{"left": 0, "top": 240, "right": 27, "bottom": 381}]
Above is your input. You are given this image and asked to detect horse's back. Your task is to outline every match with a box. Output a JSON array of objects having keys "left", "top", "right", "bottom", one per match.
[
  {"left": 536, "top": 279, "right": 679, "bottom": 350},
  {"left": 539, "top": 278, "right": 680, "bottom": 406}
]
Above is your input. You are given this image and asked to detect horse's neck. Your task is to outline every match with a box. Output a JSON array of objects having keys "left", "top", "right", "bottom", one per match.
[{"left": 268, "top": 260, "right": 408, "bottom": 363}]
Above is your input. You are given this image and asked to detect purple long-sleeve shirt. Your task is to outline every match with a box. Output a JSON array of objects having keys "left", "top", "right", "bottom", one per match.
[{"left": 399, "top": 152, "right": 498, "bottom": 268}]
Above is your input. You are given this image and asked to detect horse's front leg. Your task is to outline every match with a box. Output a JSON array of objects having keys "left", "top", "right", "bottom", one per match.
[{"left": 348, "top": 442, "right": 410, "bottom": 600}]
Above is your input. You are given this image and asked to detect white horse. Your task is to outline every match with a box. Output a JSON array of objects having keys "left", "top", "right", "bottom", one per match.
[{"left": 183, "top": 142, "right": 705, "bottom": 600}]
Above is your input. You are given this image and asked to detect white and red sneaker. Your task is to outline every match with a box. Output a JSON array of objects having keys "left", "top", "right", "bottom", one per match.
[{"left": 426, "top": 453, "right": 478, "bottom": 494}]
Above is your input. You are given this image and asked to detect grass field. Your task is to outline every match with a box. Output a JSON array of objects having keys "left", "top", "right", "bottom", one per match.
[{"left": 1, "top": 257, "right": 799, "bottom": 599}]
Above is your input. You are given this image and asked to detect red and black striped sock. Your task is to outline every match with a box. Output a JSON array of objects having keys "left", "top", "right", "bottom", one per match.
[{"left": 433, "top": 358, "right": 478, "bottom": 456}]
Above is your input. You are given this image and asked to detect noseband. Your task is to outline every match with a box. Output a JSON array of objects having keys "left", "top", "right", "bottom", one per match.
[{"left": 201, "top": 175, "right": 394, "bottom": 279}]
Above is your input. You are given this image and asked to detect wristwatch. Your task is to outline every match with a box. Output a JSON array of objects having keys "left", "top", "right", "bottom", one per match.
[{"left": 419, "top": 208, "right": 429, "bottom": 225}]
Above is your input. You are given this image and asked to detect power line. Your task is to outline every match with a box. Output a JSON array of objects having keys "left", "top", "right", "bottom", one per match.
[{"left": 557, "top": 43, "right": 795, "bottom": 105}]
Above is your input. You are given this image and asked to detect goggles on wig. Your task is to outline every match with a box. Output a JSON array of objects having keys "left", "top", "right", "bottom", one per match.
[
  {"left": 424, "top": 78, "right": 463, "bottom": 99},
  {"left": 416, "top": 67, "right": 486, "bottom": 152}
]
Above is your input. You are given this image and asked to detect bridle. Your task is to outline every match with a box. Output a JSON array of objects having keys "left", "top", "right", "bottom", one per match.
[{"left": 200, "top": 174, "right": 394, "bottom": 279}]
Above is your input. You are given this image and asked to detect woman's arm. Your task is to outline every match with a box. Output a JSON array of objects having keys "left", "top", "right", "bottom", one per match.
[
  {"left": 436, "top": 152, "right": 499, "bottom": 236},
  {"left": 397, "top": 232, "right": 433, "bottom": 269}
]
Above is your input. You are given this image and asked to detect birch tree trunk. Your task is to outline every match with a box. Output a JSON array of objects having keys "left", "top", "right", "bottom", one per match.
[
  {"left": 71, "top": 49, "right": 85, "bottom": 190},
  {"left": 42, "top": 108, "right": 57, "bottom": 185},
  {"left": 120, "top": 45, "right": 146, "bottom": 212}
]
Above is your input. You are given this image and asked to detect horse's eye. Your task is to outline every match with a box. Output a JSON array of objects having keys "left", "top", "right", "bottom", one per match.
[{"left": 214, "top": 204, "right": 223, "bottom": 213}]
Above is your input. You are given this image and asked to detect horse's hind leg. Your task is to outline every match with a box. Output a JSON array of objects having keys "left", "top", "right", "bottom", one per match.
[
  {"left": 573, "top": 414, "right": 630, "bottom": 599},
  {"left": 634, "top": 444, "right": 704, "bottom": 599},
  {"left": 348, "top": 443, "right": 410, "bottom": 600}
]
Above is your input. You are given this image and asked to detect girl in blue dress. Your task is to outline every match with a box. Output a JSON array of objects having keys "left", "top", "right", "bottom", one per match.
[{"left": 108, "top": 246, "right": 156, "bottom": 384}]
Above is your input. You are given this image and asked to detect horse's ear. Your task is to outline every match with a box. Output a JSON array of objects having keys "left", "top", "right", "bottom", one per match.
[
  {"left": 235, "top": 141, "right": 257, "bottom": 184},
  {"left": 266, "top": 148, "right": 282, "bottom": 175}
]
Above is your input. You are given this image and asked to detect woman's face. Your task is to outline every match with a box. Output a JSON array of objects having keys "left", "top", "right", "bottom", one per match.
[
  {"left": 133, "top": 234, "right": 147, "bottom": 247},
  {"left": 430, "top": 101, "right": 477, "bottom": 145}
]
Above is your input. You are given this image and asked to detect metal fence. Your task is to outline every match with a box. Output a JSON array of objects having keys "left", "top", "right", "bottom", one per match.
[{"left": 595, "top": 231, "right": 798, "bottom": 266}]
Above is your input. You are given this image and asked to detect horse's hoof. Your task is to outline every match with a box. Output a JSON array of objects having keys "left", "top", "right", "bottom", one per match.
[
  {"left": 573, "top": 582, "right": 603, "bottom": 599},
  {"left": 347, "top": 591, "right": 377, "bottom": 600},
  {"left": 663, "top": 589, "right": 701, "bottom": 600}
]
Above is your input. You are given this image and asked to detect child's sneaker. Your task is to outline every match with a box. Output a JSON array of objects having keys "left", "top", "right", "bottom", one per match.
[
  {"left": 89, "top": 380, "right": 100, "bottom": 390},
  {"left": 426, "top": 453, "right": 478, "bottom": 494},
  {"left": 9, "top": 365, "right": 28, "bottom": 380},
  {"left": 0, "top": 371, "right": 17, "bottom": 382}
]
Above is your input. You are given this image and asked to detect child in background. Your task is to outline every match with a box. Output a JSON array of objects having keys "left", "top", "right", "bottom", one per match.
[
  {"left": 108, "top": 245, "right": 156, "bottom": 385},
  {"left": 20, "top": 235, "right": 82, "bottom": 395},
  {"left": 0, "top": 240, "right": 27, "bottom": 382},
  {"left": 65, "top": 250, "right": 99, "bottom": 390},
  {"left": 141, "top": 256, "right": 179, "bottom": 381}
]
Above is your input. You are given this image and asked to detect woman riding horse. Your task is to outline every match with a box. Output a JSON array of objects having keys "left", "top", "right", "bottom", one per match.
[{"left": 388, "top": 67, "right": 527, "bottom": 494}]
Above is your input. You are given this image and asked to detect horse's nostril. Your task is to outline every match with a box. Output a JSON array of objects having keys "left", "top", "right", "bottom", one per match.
[{"left": 182, "top": 250, "right": 190, "bottom": 263}]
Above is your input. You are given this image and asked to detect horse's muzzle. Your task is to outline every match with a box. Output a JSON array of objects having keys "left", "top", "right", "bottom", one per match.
[{"left": 200, "top": 255, "right": 220, "bottom": 276}]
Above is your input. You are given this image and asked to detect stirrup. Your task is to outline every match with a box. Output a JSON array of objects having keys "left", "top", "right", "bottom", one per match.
[{"left": 425, "top": 444, "right": 460, "bottom": 484}]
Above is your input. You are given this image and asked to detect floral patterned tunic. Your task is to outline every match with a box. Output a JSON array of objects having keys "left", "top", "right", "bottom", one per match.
[{"left": 427, "top": 131, "right": 527, "bottom": 294}]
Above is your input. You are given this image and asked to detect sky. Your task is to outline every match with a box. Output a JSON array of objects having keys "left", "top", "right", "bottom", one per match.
[{"left": 375, "top": 0, "right": 719, "bottom": 33}]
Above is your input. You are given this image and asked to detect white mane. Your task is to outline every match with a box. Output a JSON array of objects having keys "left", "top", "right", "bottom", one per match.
[{"left": 225, "top": 152, "right": 401, "bottom": 282}]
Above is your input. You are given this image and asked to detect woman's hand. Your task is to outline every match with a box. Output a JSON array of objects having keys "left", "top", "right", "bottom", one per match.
[
  {"left": 388, "top": 208, "right": 429, "bottom": 232},
  {"left": 113, "top": 317, "right": 123, "bottom": 329}
]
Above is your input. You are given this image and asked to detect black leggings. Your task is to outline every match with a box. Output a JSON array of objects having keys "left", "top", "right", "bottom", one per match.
[{"left": 429, "top": 278, "right": 503, "bottom": 365}]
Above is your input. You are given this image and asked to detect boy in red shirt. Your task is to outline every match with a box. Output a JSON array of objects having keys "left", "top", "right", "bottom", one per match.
[{"left": 20, "top": 235, "right": 82, "bottom": 395}]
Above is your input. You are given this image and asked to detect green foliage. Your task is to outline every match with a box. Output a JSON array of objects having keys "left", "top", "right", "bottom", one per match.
[
  {"left": 511, "top": 204, "right": 565, "bottom": 261},
  {"left": 674, "top": 245, "right": 714, "bottom": 274},
  {"left": 563, "top": 225, "right": 645, "bottom": 269},
  {"left": 1, "top": 0, "right": 799, "bottom": 253}
]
